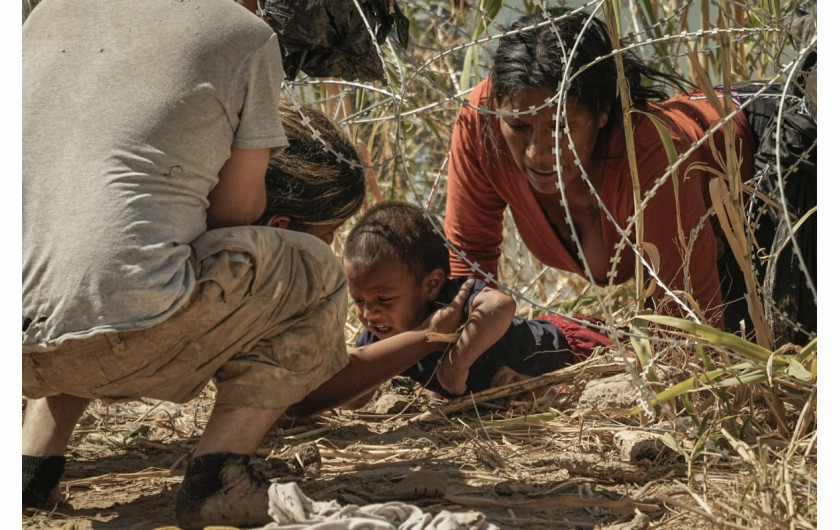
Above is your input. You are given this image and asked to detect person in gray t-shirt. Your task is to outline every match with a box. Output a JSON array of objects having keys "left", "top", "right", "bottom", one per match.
[
  {"left": 23, "top": 2, "right": 386, "bottom": 528},
  {"left": 22, "top": 2, "right": 459, "bottom": 526},
  {"left": 22, "top": 0, "right": 287, "bottom": 525}
]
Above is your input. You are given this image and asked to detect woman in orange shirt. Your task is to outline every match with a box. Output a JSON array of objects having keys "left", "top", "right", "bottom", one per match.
[{"left": 444, "top": 7, "right": 815, "bottom": 346}]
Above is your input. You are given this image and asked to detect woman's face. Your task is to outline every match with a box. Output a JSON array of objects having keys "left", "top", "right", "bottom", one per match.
[{"left": 499, "top": 86, "right": 609, "bottom": 195}]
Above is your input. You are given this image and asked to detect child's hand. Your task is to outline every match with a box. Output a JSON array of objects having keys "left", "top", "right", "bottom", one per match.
[
  {"left": 426, "top": 278, "right": 474, "bottom": 395},
  {"left": 436, "top": 350, "right": 469, "bottom": 395},
  {"left": 425, "top": 278, "right": 473, "bottom": 337},
  {"left": 431, "top": 279, "right": 516, "bottom": 396}
]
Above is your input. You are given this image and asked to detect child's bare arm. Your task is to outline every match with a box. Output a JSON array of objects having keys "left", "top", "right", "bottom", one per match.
[
  {"left": 436, "top": 286, "right": 516, "bottom": 395},
  {"left": 287, "top": 279, "right": 476, "bottom": 417}
]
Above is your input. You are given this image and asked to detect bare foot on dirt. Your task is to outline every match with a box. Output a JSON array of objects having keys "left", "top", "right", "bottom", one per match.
[
  {"left": 490, "top": 366, "right": 570, "bottom": 403},
  {"left": 489, "top": 366, "right": 532, "bottom": 387}
]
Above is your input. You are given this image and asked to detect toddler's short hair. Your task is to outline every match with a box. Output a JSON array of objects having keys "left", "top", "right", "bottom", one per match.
[{"left": 343, "top": 201, "right": 450, "bottom": 283}]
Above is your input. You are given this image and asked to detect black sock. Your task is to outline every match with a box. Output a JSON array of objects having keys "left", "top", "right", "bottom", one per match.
[
  {"left": 22, "top": 455, "right": 66, "bottom": 509},
  {"left": 180, "top": 452, "right": 250, "bottom": 500}
]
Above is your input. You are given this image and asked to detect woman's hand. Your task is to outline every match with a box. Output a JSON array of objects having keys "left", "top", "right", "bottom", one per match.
[{"left": 287, "top": 280, "right": 475, "bottom": 418}]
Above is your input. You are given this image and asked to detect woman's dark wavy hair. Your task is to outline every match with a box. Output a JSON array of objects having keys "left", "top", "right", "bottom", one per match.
[
  {"left": 489, "top": 7, "right": 693, "bottom": 157},
  {"left": 255, "top": 103, "right": 365, "bottom": 228}
]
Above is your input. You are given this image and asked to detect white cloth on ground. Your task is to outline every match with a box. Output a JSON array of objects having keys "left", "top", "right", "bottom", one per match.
[{"left": 258, "top": 482, "right": 500, "bottom": 530}]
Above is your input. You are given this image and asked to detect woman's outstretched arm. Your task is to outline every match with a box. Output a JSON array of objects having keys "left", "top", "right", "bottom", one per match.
[{"left": 286, "top": 279, "right": 476, "bottom": 417}]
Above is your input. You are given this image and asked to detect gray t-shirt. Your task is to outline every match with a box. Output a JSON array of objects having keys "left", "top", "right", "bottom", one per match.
[{"left": 23, "top": 0, "right": 288, "bottom": 349}]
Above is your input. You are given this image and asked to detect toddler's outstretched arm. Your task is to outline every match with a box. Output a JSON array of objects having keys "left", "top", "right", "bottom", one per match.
[{"left": 435, "top": 286, "right": 515, "bottom": 395}]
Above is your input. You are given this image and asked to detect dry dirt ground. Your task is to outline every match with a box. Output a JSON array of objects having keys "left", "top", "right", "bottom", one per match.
[{"left": 21, "top": 355, "right": 812, "bottom": 530}]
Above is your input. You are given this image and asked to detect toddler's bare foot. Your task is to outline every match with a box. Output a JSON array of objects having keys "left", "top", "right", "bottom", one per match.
[
  {"left": 415, "top": 387, "right": 444, "bottom": 402},
  {"left": 491, "top": 366, "right": 571, "bottom": 402},
  {"left": 490, "top": 366, "right": 532, "bottom": 387},
  {"left": 491, "top": 366, "right": 547, "bottom": 404}
]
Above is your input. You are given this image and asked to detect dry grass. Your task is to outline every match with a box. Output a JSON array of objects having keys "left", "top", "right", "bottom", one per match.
[
  {"left": 22, "top": 346, "right": 816, "bottom": 528},
  {"left": 22, "top": 1, "right": 817, "bottom": 528}
]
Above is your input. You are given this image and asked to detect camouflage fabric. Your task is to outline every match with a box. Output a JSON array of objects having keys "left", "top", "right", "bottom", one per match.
[{"left": 265, "top": 0, "right": 409, "bottom": 82}]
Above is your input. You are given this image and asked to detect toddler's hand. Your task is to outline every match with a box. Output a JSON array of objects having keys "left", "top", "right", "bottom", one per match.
[
  {"left": 426, "top": 278, "right": 473, "bottom": 336},
  {"left": 436, "top": 353, "right": 469, "bottom": 395}
]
